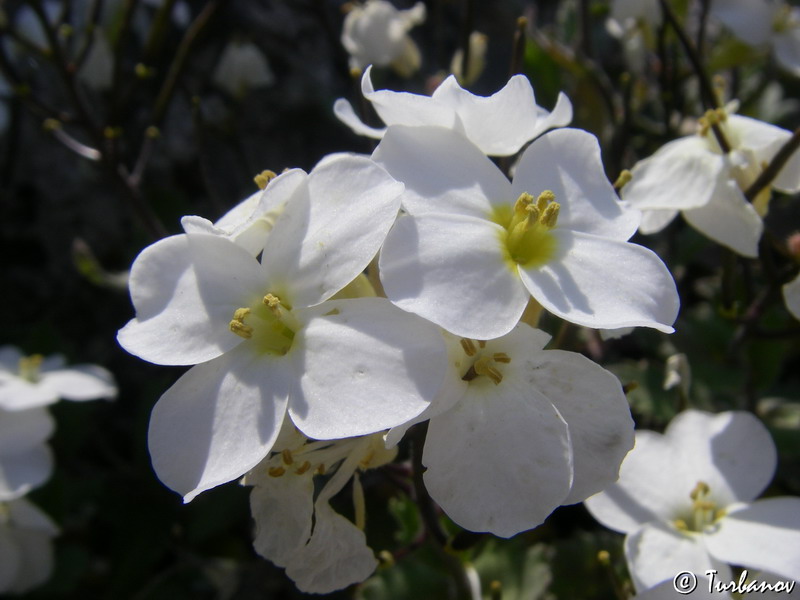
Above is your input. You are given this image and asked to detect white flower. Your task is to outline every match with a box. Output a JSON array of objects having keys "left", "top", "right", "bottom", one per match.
[
  {"left": 212, "top": 40, "right": 275, "bottom": 97},
  {"left": 243, "top": 429, "right": 394, "bottom": 593},
  {"left": 711, "top": 0, "right": 800, "bottom": 77},
  {"left": 0, "top": 408, "right": 54, "bottom": 501},
  {"left": 784, "top": 272, "right": 800, "bottom": 320},
  {"left": 386, "top": 324, "right": 634, "bottom": 537},
  {"left": 585, "top": 409, "right": 800, "bottom": 592},
  {"left": 374, "top": 125, "right": 679, "bottom": 339},
  {"left": 0, "top": 498, "right": 58, "bottom": 594},
  {"left": 622, "top": 108, "right": 800, "bottom": 257},
  {"left": 0, "top": 346, "right": 117, "bottom": 412},
  {"left": 334, "top": 66, "right": 573, "bottom": 157},
  {"left": 341, "top": 0, "right": 426, "bottom": 77},
  {"left": 118, "top": 154, "right": 448, "bottom": 502}
]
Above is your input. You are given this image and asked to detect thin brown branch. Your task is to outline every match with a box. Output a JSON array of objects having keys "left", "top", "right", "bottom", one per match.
[{"left": 745, "top": 127, "right": 800, "bottom": 202}]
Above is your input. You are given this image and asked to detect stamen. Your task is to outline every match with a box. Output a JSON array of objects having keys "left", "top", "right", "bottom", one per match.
[
  {"left": 689, "top": 481, "right": 710, "bottom": 500},
  {"left": 353, "top": 472, "right": 366, "bottom": 531},
  {"left": 473, "top": 356, "right": 503, "bottom": 385},
  {"left": 295, "top": 461, "right": 312, "bottom": 475},
  {"left": 254, "top": 170, "right": 277, "bottom": 190},
  {"left": 229, "top": 307, "right": 254, "bottom": 339},
  {"left": 540, "top": 202, "right": 560, "bottom": 229},
  {"left": 263, "top": 293, "right": 283, "bottom": 315},
  {"left": 268, "top": 466, "right": 286, "bottom": 477},
  {"left": 460, "top": 338, "right": 477, "bottom": 356},
  {"left": 281, "top": 449, "right": 294, "bottom": 465},
  {"left": 477, "top": 340, "right": 486, "bottom": 348},
  {"left": 492, "top": 352, "right": 511, "bottom": 363},
  {"left": 18, "top": 354, "right": 44, "bottom": 382}
]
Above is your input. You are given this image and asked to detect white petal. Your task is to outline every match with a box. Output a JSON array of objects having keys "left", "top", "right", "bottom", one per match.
[
  {"left": 622, "top": 136, "right": 727, "bottom": 211},
  {"left": 520, "top": 231, "right": 679, "bottom": 332},
  {"left": 332, "top": 98, "right": 386, "bottom": 139},
  {"left": 290, "top": 298, "right": 446, "bottom": 439},
  {"left": 728, "top": 115, "right": 790, "bottom": 161},
  {"left": 512, "top": 128, "right": 639, "bottom": 239},
  {"left": 38, "top": 365, "right": 117, "bottom": 402},
  {"left": 285, "top": 502, "right": 377, "bottom": 594},
  {"left": 774, "top": 26, "right": 800, "bottom": 79},
  {"left": 0, "top": 408, "right": 54, "bottom": 454},
  {"left": 705, "top": 497, "right": 800, "bottom": 581},
  {"left": 639, "top": 208, "right": 679, "bottom": 234},
  {"left": 681, "top": 180, "right": 763, "bottom": 257},
  {"left": 148, "top": 345, "right": 289, "bottom": 501},
  {"left": 361, "top": 66, "right": 458, "bottom": 130},
  {"left": 372, "top": 125, "right": 510, "bottom": 218},
  {"left": 5, "top": 527, "right": 55, "bottom": 594},
  {"left": 379, "top": 213, "right": 529, "bottom": 339},
  {"left": 784, "top": 273, "right": 800, "bottom": 320},
  {"left": 0, "top": 379, "right": 59, "bottom": 411},
  {"left": 530, "top": 348, "right": 634, "bottom": 504},
  {"left": 247, "top": 470, "right": 314, "bottom": 568},
  {"left": 261, "top": 154, "right": 402, "bottom": 308},
  {"left": 423, "top": 346, "right": 573, "bottom": 537},
  {"left": 633, "top": 577, "right": 721, "bottom": 600},
  {"left": 6, "top": 498, "right": 58, "bottom": 533},
  {"left": 536, "top": 92, "right": 574, "bottom": 135},
  {"left": 0, "top": 528, "right": 22, "bottom": 593},
  {"left": 710, "top": 0, "right": 775, "bottom": 45},
  {"left": 430, "top": 74, "right": 564, "bottom": 156},
  {"left": 0, "top": 346, "right": 23, "bottom": 375},
  {"left": 0, "top": 445, "right": 53, "bottom": 501},
  {"left": 118, "top": 234, "right": 265, "bottom": 366},
  {"left": 625, "top": 522, "right": 730, "bottom": 593}
]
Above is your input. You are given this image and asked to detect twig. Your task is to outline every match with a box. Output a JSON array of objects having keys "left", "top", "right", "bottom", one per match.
[{"left": 745, "top": 127, "right": 800, "bottom": 202}]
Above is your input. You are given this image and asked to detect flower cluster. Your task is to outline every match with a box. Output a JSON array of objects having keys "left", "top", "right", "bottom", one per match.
[
  {"left": 118, "top": 71, "right": 683, "bottom": 593},
  {"left": 0, "top": 346, "right": 116, "bottom": 594}
]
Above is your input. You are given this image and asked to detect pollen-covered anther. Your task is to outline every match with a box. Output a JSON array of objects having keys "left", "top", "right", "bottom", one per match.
[
  {"left": 18, "top": 354, "right": 44, "bottom": 382},
  {"left": 473, "top": 356, "right": 503, "bottom": 385},
  {"left": 268, "top": 466, "right": 286, "bottom": 477},
  {"left": 281, "top": 448, "right": 294, "bottom": 465},
  {"left": 540, "top": 202, "right": 560, "bottom": 229},
  {"left": 229, "top": 308, "right": 253, "bottom": 339},
  {"left": 295, "top": 460, "right": 312, "bottom": 475},
  {"left": 492, "top": 352, "right": 511, "bottom": 363},
  {"left": 460, "top": 338, "right": 477, "bottom": 357},
  {"left": 254, "top": 169, "right": 277, "bottom": 190},
  {"left": 690, "top": 481, "right": 710, "bottom": 501}
]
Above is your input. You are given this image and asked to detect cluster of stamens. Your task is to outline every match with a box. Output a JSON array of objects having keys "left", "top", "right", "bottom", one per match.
[
  {"left": 253, "top": 169, "right": 277, "bottom": 190},
  {"left": 18, "top": 354, "right": 44, "bottom": 383},
  {"left": 674, "top": 481, "right": 726, "bottom": 533},
  {"left": 228, "top": 293, "right": 297, "bottom": 355},
  {"left": 502, "top": 190, "right": 560, "bottom": 267},
  {"left": 698, "top": 108, "right": 728, "bottom": 138},
  {"left": 460, "top": 338, "right": 511, "bottom": 385}
]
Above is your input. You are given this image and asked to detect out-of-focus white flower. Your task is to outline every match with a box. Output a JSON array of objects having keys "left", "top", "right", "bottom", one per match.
[
  {"left": 622, "top": 106, "right": 800, "bottom": 257},
  {"left": 77, "top": 31, "right": 113, "bottom": 91},
  {"left": 585, "top": 410, "right": 800, "bottom": 593},
  {"left": 0, "top": 408, "right": 54, "bottom": 501},
  {"left": 341, "top": 0, "right": 426, "bottom": 77},
  {"left": 386, "top": 324, "right": 634, "bottom": 537},
  {"left": 118, "top": 154, "right": 448, "bottom": 502},
  {"left": 374, "top": 125, "right": 679, "bottom": 339},
  {"left": 212, "top": 40, "right": 275, "bottom": 97},
  {"left": 450, "top": 31, "right": 488, "bottom": 86},
  {"left": 0, "top": 498, "right": 58, "bottom": 594},
  {"left": 605, "top": 0, "right": 661, "bottom": 74},
  {"left": 784, "top": 272, "right": 800, "bottom": 320},
  {"left": 243, "top": 428, "right": 394, "bottom": 593},
  {"left": 334, "top": 66, "right": 572, "bottom": 157},
  {"left": 711, "top": 0, "right": 800, "bottom": 77},
  {"left": 0, "top": 346, "right": 117, "bottom": 412},
  {"left": 663, "top": 353, "right": 691, "bottom": 399}
]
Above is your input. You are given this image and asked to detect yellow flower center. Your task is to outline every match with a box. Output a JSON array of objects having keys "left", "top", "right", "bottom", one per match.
[
  {"left": 228, "top": 293, "right": 300, "bottom": 356},
  {"left": 18, "top": 354, "right": 44, "bottom": 383},
  {"left": 673, "top": 481, "right": 727, "bottom": 533},
  {"left": 459, "top": 338, "right": 512, "bottom": 385},
  {"left": 491, "top": 191, "right": 560, "bottom": 269}
]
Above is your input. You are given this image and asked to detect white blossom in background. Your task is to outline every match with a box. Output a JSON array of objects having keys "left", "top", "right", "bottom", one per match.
[
  {"left": 0, "top": 408, "right": 54, "bottom": 501},
  {"left": 0, "top": 498, "right": 59, "bottom": 594},
  {"left": 334, "top": 65, "right": 572, "bottom": 157},
  {"left": 118, "top": 154, "right": 448, "bottom": 502},
  {"left": 212, "top": 40, "right": 275, "bottom": 97},
  {"left": 784, "top": 272, "right": 800, "bottom": 320},
  {"left": 605, "top": 0, "right": 661, "bottom": 74},
  {"left": 622, "top": 106, "right": 800, "bottom": 257},
  {"left": 450, "top": 31, "right": 488, "bottom": 86},
  {"left": 341, "top": 0, "right": 426, "bottom": 77},
  {"left": 374, "top": 125, "right": 679, "bottom": 339},
  {"left": 387, "top": 324, "right": 634, "bottom": 537},
  {"left": 711, "top": 0, "right": 800, "bottom": 77},
  {"left": 585, "top": 410, "right": 800, "bottom": 593},
  {"left": 0, "top": 346, "right": 117, "bottom": 412},
  {"left": 243, "top": 427, "right": 395, "bottom": 593}
]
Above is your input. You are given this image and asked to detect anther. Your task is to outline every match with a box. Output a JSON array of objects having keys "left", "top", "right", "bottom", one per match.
[
  {"left": 295, "top": 461, "right": 312, "bottom": 475},
  {"left": 689, "top": 481, "right": 710, "bottom": 500},
  {"left": 540, "top": 202, "right": 560, "bottom": 229},
  {"left": 281, "top": 449, "right": 294, "bottom": 465},
  {"left": 263, "top": 293, "right": 283, "bottom": 315},
  {"left": 613, "top": 170, "right": 632, "bottom": 191},
  {"left": 536, "top": 190, "right": 555, "bottom": 212},
  {"left": 460, "top": 338, "right": 477, "bottom": 357},
  {"left": 268, "top": 466, "right": 286, "bottom": 477},
  {"left": 473, "top": 356, "right": 503, "bottom": 385},
  {"left": 229, "top": 320, "right": 253, "bottom": 338},
  {"left": 477, "top": 340, "right": 486, "bottom": 348},
  {"left": 492, "top": 352, "right": 511, "bottom": 363},
  {"left": 254, "top": 170, "right": 277, "bottom": 190},
  {"left": 514, "top": 192, "right": 534, "bottom": 213}
]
